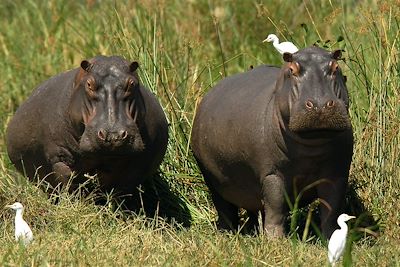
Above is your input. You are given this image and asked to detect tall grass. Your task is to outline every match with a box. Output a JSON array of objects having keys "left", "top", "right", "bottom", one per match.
[
  {"left": 343, "top": 5, "right": 400, "bottom": 241},
  {"left": 0, "top": 0, "right": 399, "bottom": 265}
]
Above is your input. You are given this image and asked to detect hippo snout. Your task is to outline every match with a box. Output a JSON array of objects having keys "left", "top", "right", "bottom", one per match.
[
  {"left": 79, "top": 122, "right": 145, "bottom": 153},
  {"left": 97, "top": 128, "right": 128, "bottom": 144},
  {"left": 289, "top": 97, "right": 351, "bottom": 132}
]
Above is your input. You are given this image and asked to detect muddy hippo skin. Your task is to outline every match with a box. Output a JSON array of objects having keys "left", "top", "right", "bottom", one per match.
[
  {"left": 6, "top": 56, "right": 168, "bottom": 195},
  {"left": 191, "top": 47, "right": 353, "bottom": 238}
]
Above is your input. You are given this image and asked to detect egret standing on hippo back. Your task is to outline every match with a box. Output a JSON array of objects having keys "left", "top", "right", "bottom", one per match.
[
  {"left": 263, "top": 33, "right": 299, "bottom": 54},
  {"left": 191, "top": 47, "right": 353, "bottom": 238},
  {"left": 6, "top": 56, "right": 168, "bottom": 197}
]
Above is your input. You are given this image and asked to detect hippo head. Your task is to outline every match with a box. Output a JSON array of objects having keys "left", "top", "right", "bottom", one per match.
[
  {"left": 274, "top": 47, "right": 351, "bottom": 136},
  {"left": 69, "top": 56, "right": 146, "bottom": 155}
]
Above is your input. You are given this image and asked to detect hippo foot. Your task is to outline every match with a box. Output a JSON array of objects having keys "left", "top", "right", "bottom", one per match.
[
  {"left": 264, "top": 224, "right": 284, "bottom": 238},
  {"left": 216, "top": 218, "right": 238, "bottom": 232},
  {"left": 52, "top": 162, "right": 77, "bottom": 191}
]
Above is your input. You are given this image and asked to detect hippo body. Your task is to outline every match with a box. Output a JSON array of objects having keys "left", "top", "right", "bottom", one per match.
[
  {"left": 191, "top": 47, "right": 353, "bottom": 238},
  {"left": 7, "top": 56, "right": 168, "bottom": 194}
]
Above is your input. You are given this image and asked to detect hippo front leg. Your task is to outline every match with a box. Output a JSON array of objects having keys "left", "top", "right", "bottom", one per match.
[
  {"left": 52, "top": 161, "right": 76, "bottom": 192},
  {"left": 317, "top": 178, "right": 347, "bottom": 238},
  {"left": 46, "top": 147, "right": 77, "bottom": 192},
  {"left": 261, "top": 174, "right": 285, "bottom": 237}
]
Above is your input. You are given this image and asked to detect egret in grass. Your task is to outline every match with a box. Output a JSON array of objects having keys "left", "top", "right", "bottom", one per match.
[
  {"left": 263, "top": 34, "right": 299, "bottom": 54},
  {"left": 328, "top": 213, "right": 355, "bottom": 266},
  {"left": 5, "top": 202, "right": 33, "bottom": 246}
]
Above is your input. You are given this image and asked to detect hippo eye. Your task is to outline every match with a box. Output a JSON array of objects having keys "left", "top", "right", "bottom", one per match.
[
  {"left": 329, "top": 61, "right": 339, "bottom": 75},
  {"left": 288, "top": 62, "right": 300, "bottom": 76},
  {"left": 124, "top": 78, "right": 137, "bottom": 98},
  {"left": 85, "top": 78, "right": 96, "bottom": 92},
  {"left": 128, "top": 78, "right": 137, "bottom": 88}
]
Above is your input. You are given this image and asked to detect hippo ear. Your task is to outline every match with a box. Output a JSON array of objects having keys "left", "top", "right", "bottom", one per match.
[
  {"left": 129, "top": 61, "right": 139, "bottom": 72},
  {"left": 331, "top": 50, "right": 342, "bottom": 60},
  {"left": 80, "top": 60, "right": 93, "bottom": 72},
  {"left": 283, "top": 53, "right": 293, "bottom": 62}
]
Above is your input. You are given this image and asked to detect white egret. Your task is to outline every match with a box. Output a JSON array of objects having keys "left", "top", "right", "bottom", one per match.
[
  {"left": 328, "top": 213, "right": 355, "bottom": 265},
  {"left": 263, "top": 34, "right": 299, "bottom": 54},
  {"left": 5, "top": 202, "right": 33, "bottom": 246}
]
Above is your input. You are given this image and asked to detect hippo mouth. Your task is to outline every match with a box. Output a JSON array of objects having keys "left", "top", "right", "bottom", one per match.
[
  {"left": 79, "top": 131, "right": 145, "bottom": 155},
  {"left": 288, "top": 115, "right": 351, "bottom": 137},
  {"left": 288, "top": 103, "right": 352, "bottom": 134}
]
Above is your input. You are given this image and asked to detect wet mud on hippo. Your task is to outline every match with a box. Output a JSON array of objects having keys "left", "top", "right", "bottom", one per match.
[
  {"left": 6, "top": 56, "right": 169, "bottom": 201},
  {"left": 191, "top": 47, "right": 353, "bottom": 238}
]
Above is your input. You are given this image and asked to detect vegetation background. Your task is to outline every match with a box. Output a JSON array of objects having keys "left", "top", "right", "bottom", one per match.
[{"left": 0, "top": 0, "right": 399, "bottom": 266}]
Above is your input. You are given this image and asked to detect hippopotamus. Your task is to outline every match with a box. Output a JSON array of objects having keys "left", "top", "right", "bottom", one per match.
[
  {"left": 191, "top": 47, "right": 353, "bottom": 238},
  {"left": 6, "top": 55, "right": 168, "bottom": 196}
]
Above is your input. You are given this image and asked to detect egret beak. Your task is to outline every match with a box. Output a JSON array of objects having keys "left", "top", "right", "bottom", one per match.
[
  {"left": 262, "top": 38, "right": 268, "bottom": 43},
  {"left": 348, "top": 215, "right": 356, "bottom": 219},
  {"left": 5, "top": 205, "right": 12, "bottom": 209}
]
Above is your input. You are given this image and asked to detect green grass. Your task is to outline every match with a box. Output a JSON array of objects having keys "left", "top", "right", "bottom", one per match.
[{"left": 0, "top": 0, "right": 399, "bottom": 266}]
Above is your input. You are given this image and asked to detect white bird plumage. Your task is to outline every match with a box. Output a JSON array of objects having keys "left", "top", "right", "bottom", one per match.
[
  {"left": 328, "top": 213, "right": 355, "bottom": 265},
  {"left": 263, "top": 33, "right": 299, "bottom": 54},
  {"left": 6, "top": 202, "right": 33, "bottom": 246}
]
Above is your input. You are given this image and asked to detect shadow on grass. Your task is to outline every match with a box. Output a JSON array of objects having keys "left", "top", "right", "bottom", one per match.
[
  {"left": 123, "top": 173, "right": 192, "bottom": 227},
  {"left": 29, "top": 170, "right": 193, "bottom": 229},
  {"left": 86, "top": 173, "right": 192, "bottom": 228},
  {"left": 344, "top": 180, "right": 380, "bottom": 242}
]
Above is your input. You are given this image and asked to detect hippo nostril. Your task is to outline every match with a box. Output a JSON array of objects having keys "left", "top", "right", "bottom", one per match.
[
  {"left": 325, "top": 100, "right": 335, "bottom": 108},
  {"left": 119, "top": 130, "right": 128, "bottom": 140},
  {"left": 98, "top": 129, "right": 106, "bottom": 141},
  {"left": 305, "top": 100, "right": 314, "bottom": 110}
]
